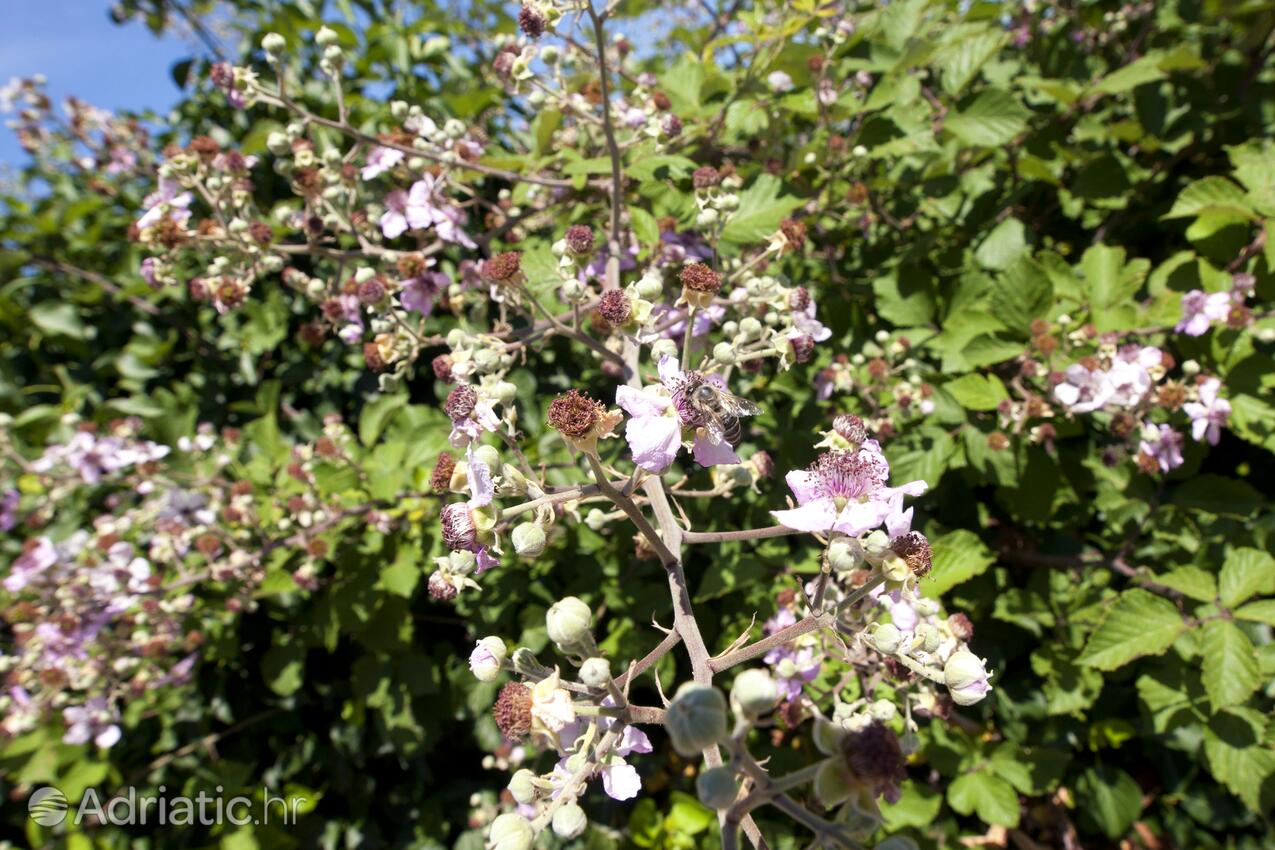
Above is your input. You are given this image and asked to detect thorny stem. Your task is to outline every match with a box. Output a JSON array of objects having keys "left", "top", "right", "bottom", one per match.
[
  {"left": 585, "top": 453, "right": 678, "bottom": 566},
  {"left": 710, "top": 612, "right": 831, "bottom": 673}
]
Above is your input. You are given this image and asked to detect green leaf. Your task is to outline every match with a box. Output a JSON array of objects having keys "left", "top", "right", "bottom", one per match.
[
  {"left": 974, "top": 217, "right": 1027, "bottom": 271},
  {"left": 1163, "top": 176, "right": 1257, "bottom": 221},
  {"left": 992, "top": 256, "right": 1052, "bottom": 334},
  {"left": 1203, "top": 708, "right": 1275, "bottom": 813},
  {"left": 262, "top": 643, "right": 306, "bottom": 697},
  {"left": 1200, "top": 620, "right": 1261, "bottom": 710},
  {"left": 937, "top": 28, "right": 1006, "bottom": 95},
  {"left": 1074, "top": 765, "right": 1142, "bottom": 838},
  {"left": 879, "top": 781, "right": 943, "bottom": 831},
  {"left": 989, "top": 743, "right": 1069, "bottom": 795},
  {"left": 359, "top": 393, "right": 407, "bottom": 446},
  {"left": 923, "top": 530, "right": 996, "bottom": 597},
  {"left": 944, "top": 373, "right": 1009, "bottom": 411},
  {"left": 718, "top": 174, "right": 804, "bottom": 248},
  {"left": 29, "top": 302, "right": 87, "bottom": 339},
  {"left": 630, "top": 207, "right": 660, "bottom": 250},
  {"left": 1171, "top": 475, "right": 1263, "bottom": 518},
  {"left": 1082, "top": 243, "right": 1148, "bottom": 311},
  {"left": 945, "top": 89, "right": 1030, "bottom": 147},
  {"left": 1235, "top": 599, "right": 1275, "bottom": 626},
  {"left": 1219, "top": 547, "right": 1275, "bottom": 607},
  {"left": 1078, "top": 589, "right": 1186, "bottom": 671},
  {"left": 1089, "top": 54, "right": 1165, "bottom": 95},
  {"left": 1154, "top": 565, "right": 1217, "bottom": 602},
  {"left": 947, "top": 771, "right": 1020, "bottom": 827}
]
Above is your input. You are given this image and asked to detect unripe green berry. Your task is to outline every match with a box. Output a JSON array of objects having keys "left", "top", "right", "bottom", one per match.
[
  {"left": 261, "top": 32, "right": 287, "bottom": 55},
  {"left": 871, "top": 623, "right": 902, "bottom": 654},
  {"left": 315, "top": 26, "right": 340, "bottom": 47}
]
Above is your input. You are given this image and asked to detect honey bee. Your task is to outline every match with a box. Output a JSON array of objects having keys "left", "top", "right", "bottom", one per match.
[{"left": 687, "top": 380, "right": 762, "bottom": 448}]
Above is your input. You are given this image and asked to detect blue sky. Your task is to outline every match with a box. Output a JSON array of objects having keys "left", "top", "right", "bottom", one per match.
[{"left": 0, "top": 1, "right": 194, "bottom": 166}]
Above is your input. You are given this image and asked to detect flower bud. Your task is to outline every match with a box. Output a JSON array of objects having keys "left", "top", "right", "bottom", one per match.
[
  {"left": 712, "top": 342, "right": 736, "bottom": 365},
  {"left": 261, "top": 32, "right": 287, "bottom": 55},
  {"left": 730, "top": 669, "right": 779, "bottom": 720},
  {"left": 636, "top": 270, "right": 664, "bottom": 299},
  {"left": 914, "top": 623, "right": 941, "bottom": 654},
  {"left": 315, "top": 26, "right": 340, "bottom": 47},
  {"left": 487, "top": 813, "right": 534, "bottom": 850},
  {"left": 870, "top": 623, "right": 902, "bottom": 654},
  {"left": 511, "top": 647, "right": 547, "bottom": 677},
  {"left": 696, "top": 767, "right": 738, "bottom": 809},
  {"left": 738, "top": 317, "right": 763, "bottom": 340},
  {"left": 469, "top": 636, "right": 506, "bottom": 682},
  {"left": 508, "top": 769, "right": 538, "bottom": 805},
  {"left": 827, "top": 538, "right": 859, "bottom": 572},
  {"left": 943, "top": 650, "right": 992, "bottom": 706},
  {"left": 868, "top": 699, "right": 897, "bottom": 722},
  {"left": 472, "top": 444, "right": 501, "bottom": 470},
  {"left": 552, "top": 803, "right": 587, "bottom": 839},
  {"left": 579, "top": 657, "right": 612, "bottom": 688},
  {"left": 665, "top": 682, "right": 728, "bottom": 756},
  {"left": 546, "top": 597, "right": 593, "bottom": 650},
  {"left": 915, "top": 598, "right": 940, "bottom": 618},
  {"left": 266, "top": 131, "right": 291, "bottom": 156},
  {"left": 511, "top": 523, "right": 547, "bottom": 557}
]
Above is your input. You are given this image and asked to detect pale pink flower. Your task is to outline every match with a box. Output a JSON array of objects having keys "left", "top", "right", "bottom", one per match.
[
  {"left": 1138, "top": 424, "right": 1184, "bottom": 471},
  {"left": 1184, "top": 378, "right": 1230, "bottom": 445},
  {"left": 136, "top": 178, "right": 192, "bottom": 229},
  {"left": 771, "top": 445, "right": 926, "bottom": 536},
  {"left": 361, "top": 145, "right": 404, "bottom": 180},
  {"left": 615, "top": 355, "right": 741, "bottom": 473},
  {"left": 1176, "top": 289, "right": 1232, "bottom": 336}
]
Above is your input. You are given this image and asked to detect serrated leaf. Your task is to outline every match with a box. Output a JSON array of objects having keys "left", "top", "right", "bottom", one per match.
[
  {"left": 1082, "top": 243, "right": 1148, "bottom": 311},
  {"left": 1078, "top": 589, "right": 1186, "bottom": 671},
  {"left": 937, "top": 28, "right": 1006, "bottom": 95},
  {"left": 1074, "top": 765, "right": 1142, "bottom": 838},
  {"left": 1154, "top": 565, "right": 1217, "bottom": 602},
  {"left": 1089, "top": 54, "right": 1165, "bottom": 95},
  {"left": 1163, "top": 176, "right": 1257, "bottom": 221},
  {"left": 1219, "top": 547, "right": 1275, "bottom": 607},
  {"left": 923, "top": 530, "right": 996, "bottom": 596},
  {"left": 1171, "top": 475, "right": 1263, "bottom": 518},
  {"left": 974, "top": 216, "right": 1027, "bottom": 270},
  {"left": 945, "top": 89, "right": 1030, "bottom": 147},
  {"left": 630, "top": 207, "right": 660, "bottom": 250},
  {"left": 944, "top": 373, "right": 1009, "bottom": 411},
  {"left": 1203, "top": 708, "right": 1275, "bottom": 813},
  {"left": 718, "top": 174, "right": 804, "bottom": 249},
  {"left": 1200, "top": 620, "right": 1261, "bottom": 710},
  {"left": 1235, "top": 599, "right": 1275, "bottom": 626},
  {"left": 359, "top": 392, "right": 407, "bottom": 446},
  {"left": 992, "top": 256, "right": 1052, "bottom": 334},
  {"left": 947, "top": 771, "right": 1020, "bottom": 827}
]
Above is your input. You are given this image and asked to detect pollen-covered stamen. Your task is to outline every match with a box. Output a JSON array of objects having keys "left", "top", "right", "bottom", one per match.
[
  {"left": 441, "top": 502, "right": 477, "bottom": 551},
  {"left": 810, "top": 451, "right": 888, "bottom": 505}
]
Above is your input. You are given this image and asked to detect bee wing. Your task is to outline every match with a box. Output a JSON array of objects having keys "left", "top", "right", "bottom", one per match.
[
  {"left": 716, "top": 391, "right": 762, "bottom": 418},
  {"left": 697, "top": 407, "right": 728, "bottom": 443}
]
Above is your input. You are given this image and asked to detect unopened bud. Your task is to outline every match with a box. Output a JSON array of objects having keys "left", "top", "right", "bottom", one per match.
[
  {"left": 696, "top": 767, "right": 738, "bottom": 809},
  {"left": 546, "top": 596, "right": 593, "bottom": 650},
  {"left": 487, "top": 813, "right": 534, "bottom": 850},
  {"left": 468, "top": 636, "right": 507, "bottom": 682},
  {"left": 551, "top": 803, "right": 587, "bottom": 839},
  {"left": 315, "top": 26, "right": 340, "bottom": 47},
  {"left": 943, "top": 650, "right": 992, "bottom": 706},
  {"left": 868, "top": 699, "right": 897, "bottom": 722},
  {"left": 508, "top": 769, "right": 538, "bottom": 805},
  {"left": 511, "top": 523, "right": 547, "bottom": 557},
  {"left": 261, "top": 32, "right": 287, "bottom": 55},
  {"left": 579, "top": 657, "right": 612, "bottom": 688},
  {"left": 827, "top": 538, "right": 859, "bottom": 572},
  {"left": 665, "top": 682, "right": 728, "bottom": 756},
  {"left": 730, "top": 669, "right": 779, "bottom": 720},
  {"left": 870, "top": 623, "right": 902, "bottom": 654}
]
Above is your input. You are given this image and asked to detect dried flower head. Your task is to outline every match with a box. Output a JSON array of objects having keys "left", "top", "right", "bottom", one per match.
[
  {"left": 445, "top": 384, "right": 478, "bottom": 421},
  {"left": 597, "top": 290, "right": 632, "bottom": 326},
  {"left": 679, "top": 263, "right": 721, "bottom": 294},
  {"left": 518, "top": 5, "right": 547, "bottom": 39},
  {"left": 791, "top": 335, "right": 815, "bottom": 364},
  {"left": 779, "top": 218, "right": 807, "bottom": 252},
  {"left": 441, "top": 502, "right": 477, "bottom": 551},
  {"left": 428, "top": 570, "right": 457, "bottom": 601},
  {"left": 431, "top": 452, "right": 456, "bottom": 492},
  {"left": 841, "top": 721, "right": 907, "bottom": 799},
  {"left": 692, "top": 166, "right": 721, "bottom": 189},
  {"left": 363, "top": 342, "right": 386, "bottom": 371},
  {"left": 547, "top": 390, "right": 602, "bottom": 439},
  {"left": 493, "top": 682, "right": 534, "bottom": 740},
  {"left": 565, "top": 224, "right": 595, "bottom": 255},
  {"left": 890, "top": 531, "right": 933, "bottom": 577},
  {"left": 788, "top": 287, "right": 811, "bottom": 312},
  {"left": 484, "top": 251, "right": 523, "bottom": 283},
  {"left": 357, "top": 277, "right": 386, "bottom": 305},
  {"left": 833, "top": 414, "right": 868, "bottom": 445}
]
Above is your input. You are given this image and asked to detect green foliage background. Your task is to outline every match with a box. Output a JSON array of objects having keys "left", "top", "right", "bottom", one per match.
[{"left": 1, "top": 1, "right": 1274, "bottom": 848}]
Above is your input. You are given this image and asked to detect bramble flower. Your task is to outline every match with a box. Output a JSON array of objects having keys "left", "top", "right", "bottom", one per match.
[
  {"left": 1176, "top": 289, "right": 1232, "bottom": 336},
  {"left": 31, "top": 430, "right": 170, "bottom": 484},
  {"left": 62, "top": 698, "right": 122, "bottom": 749},
  {"left": 445, "top": 384, "right": 501, "bottom": 447},
  {"left": 529, "top": 670, "right": 576, "bottom": 739},
  {"left": 361, "top": 144, "right": 404, "bottom": 180},
  {"left": 399, "top": 270, "right": 449, "bottom": 316},
  {"left": 4, "top": 537, "right": 57, "bottom": 593},
  {"left": 771, "top": 444, "right": 926, "bottom": 536},
  {"left": 136, "top": 178, "right": 192, "bottom": 230},
  {"left": 762, "top": 607, "right": 820, "bottom": 699},
  {"left": 552, "top": 713, "right": 652, "bottom": 801},
  {"left": 767, "top": 70, "right": 794, "bottom": 93},
  {"left": 614, "top": 355, "right": 743, "bottom": 472},
  {"left": 1138, "top": 423, "right": 1185, "bottom": 472},
  {"left": 379, "top": 176, "right": 476, "bottom": 247},
  {"left": 1184, "top": 377, "right": 1230, "bottom": 445}
]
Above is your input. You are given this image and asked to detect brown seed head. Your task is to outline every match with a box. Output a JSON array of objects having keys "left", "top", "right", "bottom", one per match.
[
  {"left": 547, "top": 389, "right": 602, "bottom": 439},
  {"left": 679, "top": 263, "right": 721, "bottom": 294},
  {"left": 890, "top": 531, "right": 932, "bottom": 577},
  {"left": 692, "top": 166, "right": 721, "bottom": 189},
  {"left": 493, "top": 682, "right": 534, "bottom": 740},
  {"left": 445, "top": 384, "right": 478, "bottom": 420},
  {"left": 597, "top": 289, "right": 632, "bottom": 326},
  {"left": 431, "top": 452, "right": 456, "bottom": 492},
  {"left": 484, "top": 251, "right": 523, "bottom": 282}
]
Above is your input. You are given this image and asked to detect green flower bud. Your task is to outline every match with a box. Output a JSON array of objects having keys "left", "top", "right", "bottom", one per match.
[
  {"left": 914, "top": 598, "right": 940, "bottom": 618},
  {"left": 546, "top": 597, "right": 593, "bottom": 650},
  {"left": 665, "top": 683, "right": 728, "bottom": 756},
  {"left": 487, "top": 813, "right": 534, "bottom": 850},
  {"left": 914, "top": 623, "right": 941, "bottom": 654},
  {"left": 868, "top": 699, "right": 897, "bottom": 722},
  {"left": 540, "top": 45, "right": 560, "bottom": 64},
  {"left": 511, "top": 647, "right": 547, "bottom": 677},
  {"left": 695, "top": 208, "right": 719, "bottom": 227},
  {"left": 636, "top": 270, "right": 664, "bottom": 299},
  {"left": 738, "top": 317, "right": 763, "bottom": 340},
  {"left": 943, "top": 650, "right": 992, "bottom": 706},
  {"left": 730, "top": 669, "right": 779, "bottom": 720},
  {"left": 261, "top": 32, "right": 287, "bottom": 55},
  {"left": 512, "top": 523, "right": 547, "bottom": 558},
  {"left": 508, "top": 769, "right": 538, "bottom": 805},
  {"left": 266, "top": 131, "right": 291, "bottom": 156},
  {"left": 472, "top": 444, "right": 501, "bottom": 470},
  {"left": 390, "top": 100, "right": 409, "bottom": 121},
  {"left": 354, "top": 266, "right": 376, "bottom": 284},
  {"left": 551, "top": 803, "right": 587, "bottom": 839},
  {"left": 469, "top": 636, "right": 506, "bottom": 682},
  {"left": 712, "top": 342, "right": 736, "bottom": 365},
  {"left": 696, "top": 767, "right": 738, "bottom": 809},
  {"left": 827, "top": 538, "right": 859, "bottom": 572},
  {"left": 579, "top": 657, "right": 611, "bottom": 688},
  {"left": 870, "top": 623, "right": 902, "bottom": 654},
  {"left": 651, "top": 338, "right": 679, "bottom": 361},
  {"left": 315, "top": 26, "right": 340, "bottom": 47}
]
